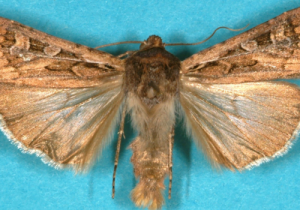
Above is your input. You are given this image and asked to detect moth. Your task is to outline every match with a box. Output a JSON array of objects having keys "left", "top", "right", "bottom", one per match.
[{"left": 1, "top": 7, "right": 300, "bottom": 210}]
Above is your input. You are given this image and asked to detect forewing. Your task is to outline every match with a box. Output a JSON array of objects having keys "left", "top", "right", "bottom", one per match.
[
  {"left": 181, "top": 7, "right": 300, "bottom": 84},
  {"left": 180, "top": 80, "right": 300, "bottom": 170},
  {"left": 0, "top": 17, "right": 125, "bottom": 171},
  {"left": 0, "top": 16, "right": 124, "bottom": 88}
]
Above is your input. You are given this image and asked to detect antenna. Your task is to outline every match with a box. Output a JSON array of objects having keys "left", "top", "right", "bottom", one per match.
[
  {"left": 94, "top": 24, "right": 249, "bottom": 49},
  {"left": 165, "top": 24, "right": 249, "bottom": 46}
]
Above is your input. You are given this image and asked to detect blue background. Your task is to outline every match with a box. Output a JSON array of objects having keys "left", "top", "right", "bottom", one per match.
[{"left": 1, "top": 1, "right": 300, "bottom": 210}]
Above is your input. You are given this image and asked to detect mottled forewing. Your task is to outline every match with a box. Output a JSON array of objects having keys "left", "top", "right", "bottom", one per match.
[
  {"left": 181, "top": 7, "right": 300, "bottom": 84},
  {"left": 0, "top": 17, "right": 125, "bottom": 171},
  {"left": 0, "top": 16, "right": 124, "bottom": 88},
  {"left": 180, "top": 80, "right": 300, "bottom": 170}
]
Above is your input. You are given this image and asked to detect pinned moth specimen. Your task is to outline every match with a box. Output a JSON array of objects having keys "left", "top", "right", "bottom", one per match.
[{"left": 1, "top": 7, "right": 300, "bottom": 210}]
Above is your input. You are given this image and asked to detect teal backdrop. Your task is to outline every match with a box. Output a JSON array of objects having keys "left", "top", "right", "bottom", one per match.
[{"left": 0, "top": 1, "right": 300, "bottom": 210}]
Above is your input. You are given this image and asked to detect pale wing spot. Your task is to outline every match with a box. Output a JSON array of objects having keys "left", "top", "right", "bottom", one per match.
[
  {"left": 241, "top": 40, "right": 258, "bottom": 52},
  {"left": 44, "top": 45, "right": 61, "bottom": 56},
  {"left": 14, "top": 32, "right": 30, "bottom": 50}
]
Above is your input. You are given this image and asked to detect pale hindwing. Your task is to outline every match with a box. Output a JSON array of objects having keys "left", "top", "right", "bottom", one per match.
[
  {"left": 0, "top": 75, "right": 124, "bottom": 172},
  {"left": 180, "top": 80, "right": 300, "bottom": 170}
]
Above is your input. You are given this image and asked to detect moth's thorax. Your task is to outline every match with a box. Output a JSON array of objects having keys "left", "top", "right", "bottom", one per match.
[{"left": 125, "top": 40, "right": 180, "bottom": 108}]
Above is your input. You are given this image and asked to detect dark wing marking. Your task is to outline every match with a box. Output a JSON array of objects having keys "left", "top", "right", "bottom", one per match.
[{"left": 181, "top": 7, "right": 300, "bottom": 84}]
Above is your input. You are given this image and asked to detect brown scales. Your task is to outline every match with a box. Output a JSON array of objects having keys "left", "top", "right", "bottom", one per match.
[
  {"left": 1, "top": 7, "right": 300, "bottom": 210},
  {"left": 124, "top": 36, "right": 180, "bottom": 209}
]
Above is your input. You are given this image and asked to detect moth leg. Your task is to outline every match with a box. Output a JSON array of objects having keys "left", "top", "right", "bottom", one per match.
[
  {"left": 168, "top": 127, "right": 175, "bottom": 199},
  {"left": 112, "top": 106, "right": 126, "bottom": 199}
]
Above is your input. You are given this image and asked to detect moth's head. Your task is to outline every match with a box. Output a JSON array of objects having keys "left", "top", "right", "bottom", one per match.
[{"left": 140, "top": 35, "right": 163, "bottom": 50}]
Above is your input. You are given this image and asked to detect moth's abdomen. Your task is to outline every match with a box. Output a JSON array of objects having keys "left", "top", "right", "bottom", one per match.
[
  {"left": 127, "top": 94, "right": 176, "bottom": 210},
  {"left": 130, "top": 136, "right": 168, "bottom": 210},
  {"left": 124, "top": 47, "right": 180, "bottom": 108}
]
